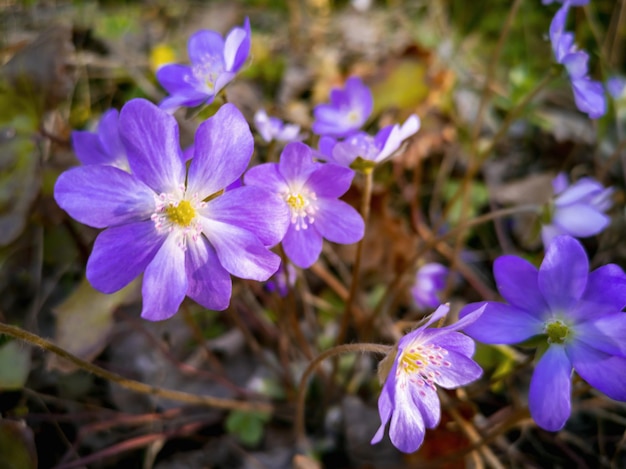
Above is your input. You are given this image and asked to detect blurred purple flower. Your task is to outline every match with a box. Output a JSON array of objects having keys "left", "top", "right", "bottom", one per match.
[
  {"left": 156, "top": 18, "right": 251, "bottom": 112},
  {"left": 541, "top": 173, "right": 613, "bottom": 246},
  {"left": 318, "top": 115, "right": 419, "bottom": 169},
  {"left": 371, "top": 304, "right": 484, "bottom": 453},
  {"left": 543, "top": 0, "right": 589, "bottom": 5},
  {"left": 550, "top": 3, "right": 606, "bottom": 118},
  {"left": 244, "top": 142, "right": 364, "bottom": 268},
  {"left": 411, "top": 263, "right": 449, "bottom": 310},
  {"left": 460, "top": 236, "right": 626, "bottom": 431},
  {"left": 312, "top": 76, "right": 373, "bottom": 138},
  {"left": 55, "top": 99, "right": 288, "bottom": 321},
  {"left": 607, "top": 76, "right": 626, "bottom": 100},
  {"left": 253, "top": 109, "right": 305, "bottom": 143},
  {"left": 72, "top": 109, "right": 128, "bottom": 170},
  {"left": 265, "top": 261, "right": 297, "bottom": 297}
]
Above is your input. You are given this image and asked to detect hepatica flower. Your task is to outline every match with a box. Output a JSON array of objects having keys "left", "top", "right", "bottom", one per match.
[
  {"left": 72, "top": 109, "right": 128, "bottom": 170},
  {"left": 254, "top": 109, "right": 305, "bottom": 143},
  {"left": 319, "top": 115, "right": 419, "bottom": 169},
  {"left": 607, "top": 76, "right": 626, "bottom": 100},
  {"left": 550, "top": 3, "right": 606, "bottom": 119},
  {"left": 371, "top": 304, "right": 484, "bottom": 453},
  {"left": 312, "top": 76, "right": 373, "bottom": 138},
  {"left": 244, "top": 142, "right": 364, "bottom": 268},
  {"left": 460, "top": 236, "right": 626, "bottom": 431},
  {"left": 543, "top": 0, "right": 588, "bottom": 5},
  {"left": 541, "top": 172, "right": 613, "bottom": 246},
  {"left": 55, "top": 99, "right": 288, "bottom": 320},
  {"left": 156, "top": 18, "right": 251, "bottom": 112},
  {"left": 412, "top": 263, "right": 449, "bottom": 310}
]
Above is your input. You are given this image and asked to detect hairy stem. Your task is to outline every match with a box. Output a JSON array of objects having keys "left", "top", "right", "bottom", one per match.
[
  {"left": 0, "top": 322, "right": 273, "bottom": 413},
  {"left": 295, "top": 342, "right": 392, "bottom": 447}
]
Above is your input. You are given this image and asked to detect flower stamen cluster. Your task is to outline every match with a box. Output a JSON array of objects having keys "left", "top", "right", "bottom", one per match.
[
  {"left": 545, "top": 319, "right": 571, "bottom": 344},
  {"left": 284, "top": 189, "right": 318, "bottom": 231}
]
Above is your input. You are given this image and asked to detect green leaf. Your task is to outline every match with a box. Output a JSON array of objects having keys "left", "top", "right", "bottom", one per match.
[
  {"left": 225, "top": 410, "right": 270, "bottom": 447},
  {"left": 0, "top": 420, "right": 37, "bottom": 469},
  {"left": 0, "top": 341, "right": 31, "bottom": 390}
]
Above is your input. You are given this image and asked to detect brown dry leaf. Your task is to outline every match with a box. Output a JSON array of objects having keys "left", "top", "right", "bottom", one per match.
[{"left": 47, "top": 277, "right": 137, "bottom": 373}]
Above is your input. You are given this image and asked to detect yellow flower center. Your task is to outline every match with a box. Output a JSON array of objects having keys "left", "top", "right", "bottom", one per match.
[
  {"left": 545, "top": 319, "right": 571, "bottom": 344},
  {"left": 399, "top": 349, "right": 428, "bottom": 374},
  {"left": 286, "top": 193, "right": 306, "bottom": 210},
  {"left": 165, "top": 200, "right": 196, "bottom": 227}
]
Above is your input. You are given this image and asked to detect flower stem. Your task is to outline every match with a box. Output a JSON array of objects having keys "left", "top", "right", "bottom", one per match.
[
  {"left": 0, "top": 322, "right": 273, "bottom": 413},
  {"left": 471, "top": 0, "right": 523, "bottom": 141},
  {"left": 294, "top": 342, "right": 391, "bottom": 448},
  {"left": 336, "top": 169, "right": 374, "bottom": 345}
]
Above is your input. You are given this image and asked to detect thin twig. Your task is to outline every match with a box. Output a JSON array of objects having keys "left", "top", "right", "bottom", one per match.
[{"left": 0, "top": 322, "right": 273, "bottom": 413}]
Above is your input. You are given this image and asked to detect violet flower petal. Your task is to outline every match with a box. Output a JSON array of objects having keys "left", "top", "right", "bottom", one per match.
[
  {"left": 460, "top": 302, "right": 543, "bottom": 344},
  {"left": 538, "top": 235, "right": 588, "bottom": 312},
  {"left": 141, "top": 234, "right": 188, "bottom": 321},
  {"left": 188, "top": 30, "right": 225, "bottom": 64},
  {"left": 72, "top": 130, "right": 109, "bottom": 165},
  {"left": 494, "top": 256, "right": 548, "bottom": 316},
  {"left": 571, "top": 78, "right": 607, "bottom": 119},
  {"left": 202, "top": 186, "right": 289, "bottom": 247},
  {"left": 278, "top": 142, "right": 317, "bottom": 185},
  {"left": 156, "top": 64, "right": 206, "bottom": 100},
  {"left": 86, "top": 221, "right": 165, "bottom": 294},
  {"left": 223, "top": 18, "right": 250, "bottom": 71},
  {"left": 187, "top": 103, "right": 254, "bottom": 197},
  {"left": 313, "top": 198, "right": 364, "bottom": 244},
  {"left": 201, "top": 218, "right": 280, "bottom": 281},
  {"left": 305, "top": 163, "right": 354, "bottom": 198},
  {"left": 528, "top": 345, "right": 572, "bottom": 431},
  {"left": 388, "top": 382, "right": 426, "bottom": 454},
  {"left": 431, "top": 349, "right": 483, "bottom": 388},
  {"left": 410, "top": 384, "right": 440, "bottom": 429},
  {"left": 282, "top": 224, "right": 323, "bottom": 269},
  {"left": 552, "top": 204, "right": 610, "bottom": 237},
  {"left": 119, "top": 99, "right": 186, "bottom": 194},
  {"left": 54, "top": 166, "right": 155, "bottom": 228},
  {"left": 576, "top": 313, "right": 626, "bottom": 356},
  {"left": 567, "top": 340, "right": 626, "bottom": 401},
  {"left": 185, "top": 237, "right": 232, "bottom": 311},
  {"left": 244, "top": 163, "right": 289, "bottom": 194}
]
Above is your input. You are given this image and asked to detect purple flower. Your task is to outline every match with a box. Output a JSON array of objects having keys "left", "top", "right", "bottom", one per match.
[
  {"left": 541, "top": 173, "right": 613, "bottom": 246},
  {"left": 318, "top": 115, "right": 419, "bottom": 169},
  {"left": 411, "top": 263, "right": 449, "bottom": 310},
  {"left": 607, "top": 76, "right": 626, "bottom": 100},
  {"left": 253, "top": 109, "right": 305, "bottom": 143},
  {"left": 460, "top": 236, "right": 626, "bottom": 431},
  {"left": 54, "top": 99, "right": 289, "bottom": 321},
  {"left": 156, "top": 18, "right": 251, "bottom": 112},
  {"left": 72, "top": 109, "right": 128, "bottom": 170},
  {"left": 543, "top": 0, "right": 589, "bottom": 5},
  {"left": 550, "top": 3, "right": 606, "bottom": 118},
  {"left": 312, "top": 76, "right": 373, "bottom": 138},
  {"left": 371, "top": 304, "right": 484, "bottom": 453},
  {"left": 244, "top": 142, "right": 364, "bottom": 268},
  {"left": 265, "top": 261, "right": 297, "bottom": 297}
]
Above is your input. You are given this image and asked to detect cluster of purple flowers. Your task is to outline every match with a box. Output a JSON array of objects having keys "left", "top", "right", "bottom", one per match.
[
  {"left": 54, "top": 13, "right": 626, "bottom": 459},
  {"left": 312, "top": 77, "right": 420, "bottom": 170},
  {"left": 56, "top": 18, "right": 370, "bottom": 318},
  {"left": 548, "top": 1, "right": 606, "bottom": 118}
]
